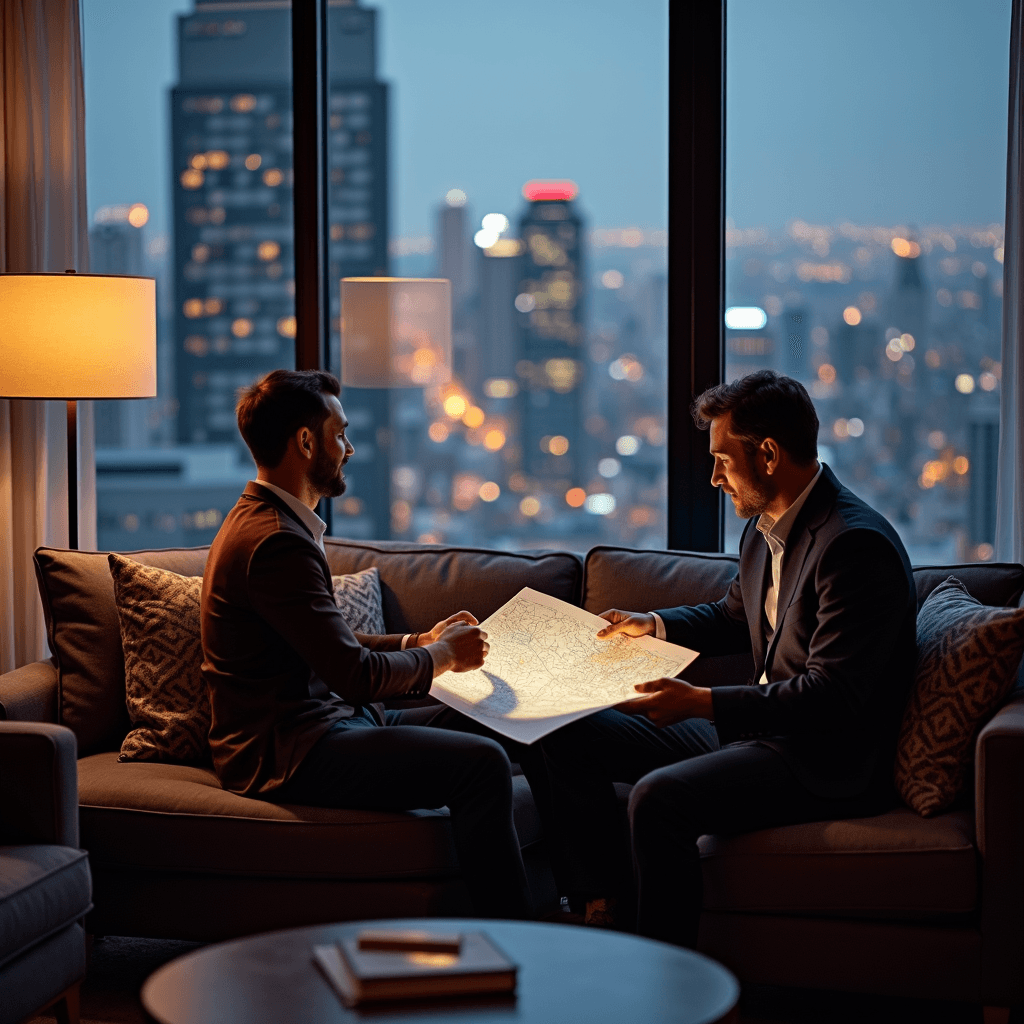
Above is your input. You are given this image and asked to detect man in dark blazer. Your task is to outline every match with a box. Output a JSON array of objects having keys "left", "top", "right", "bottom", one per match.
[
  {"left": 536, "top": 370, "right": 916, "bottom": 945},
  {"left": 201, "top": 368, "right": 531, "bottom": 919}
]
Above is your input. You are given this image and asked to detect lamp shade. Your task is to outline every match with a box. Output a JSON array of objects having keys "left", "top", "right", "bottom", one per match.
[
  {"left": 0, "top": 273, "right": 156, "bottom": 399},
  {"left": 341, "top": 277, "right": 451, "bottom": 388}
]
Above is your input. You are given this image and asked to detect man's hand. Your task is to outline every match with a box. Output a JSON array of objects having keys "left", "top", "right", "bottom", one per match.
[
  {"left": 597, "top": 609, "right": 657, "bottom": 639},
  {"left": 417, "top": 610, "right": 478, "bottom": 647},
  {"left": 614, "top": 677, "right": 714, "bottom": 727},
  {"left": 428, "top": 621, "right": 489, "bottom": 675}
]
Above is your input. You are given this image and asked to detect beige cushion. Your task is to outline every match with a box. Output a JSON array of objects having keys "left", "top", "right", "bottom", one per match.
[
  {"left": 34, "top": 546, "right": 210, "bottom": 756},
  {"left": 332, "top": 567, "right": 386, "bottom": 634},
  {"left": 109, "top": 555, "right": 209, "bottom": 765},
  {"left": 699, "top": 807, "right": 977, "bottom": 920},
  {"left": 896, "top": 576, "right": 1024, "bottom": 817},
  {"left": 77, "top": 753, "right": 540, "bottom": 879}
]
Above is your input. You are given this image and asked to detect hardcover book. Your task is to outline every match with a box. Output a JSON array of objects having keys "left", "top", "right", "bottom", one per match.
[{"left": 313, "top": 931, "right": 518, "bottom": 1006}]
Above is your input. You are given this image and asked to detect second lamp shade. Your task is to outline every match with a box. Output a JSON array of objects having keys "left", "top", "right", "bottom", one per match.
[{"left": 341, "top": 277, "right": 452, "bottom": 388}]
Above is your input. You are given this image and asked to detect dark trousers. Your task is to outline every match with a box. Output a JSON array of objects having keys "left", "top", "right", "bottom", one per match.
[
  {"left": 537, "top": 708, "right": 890, "bottom": 947},
  {"left": 274, "top": 703, "right": 533, "bottom": 920}
]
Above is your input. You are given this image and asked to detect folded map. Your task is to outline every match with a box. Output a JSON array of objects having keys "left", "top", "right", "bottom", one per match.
[{"left": 429, "top": 587, "right": 699, "bottom": 744}]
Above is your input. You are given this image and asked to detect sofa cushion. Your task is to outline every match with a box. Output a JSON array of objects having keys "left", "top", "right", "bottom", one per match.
[
  {"left": 109, "top": 555, "right": 209, "bottom": 765},
  {"left": 698, "top": 807, "right": 976, "bottom": 921},
  {"left": 332, "top": 567, "right": 386, "bottom": 634},
  {"left": 324, "top": 539, "right": 583, "bottom": 632},
  {"left": 0, "top": 845, "right": 92, "bottom": 968},
  {"left": 77, "top": 753, "right": 540, "bottom": 880},
  {"left": 34, "top": 546, "right": 210, "bottom": 756},
  {"left": 913, "top": 562, "right": 1024, "bottom": 609},
  {"left": 896, "top": 577, "right": 1024, "bottom": 817},
  {"left": 582, "top": 547, "right": 749, "bottom": 688}
]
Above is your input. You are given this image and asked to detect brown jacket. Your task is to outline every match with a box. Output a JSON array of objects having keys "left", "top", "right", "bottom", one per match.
[{"left": 200, "top": 481, "right": 433, "bottom": 797}]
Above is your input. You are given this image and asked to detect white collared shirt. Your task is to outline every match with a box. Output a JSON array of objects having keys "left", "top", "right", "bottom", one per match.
[
  {"left": 252, "top": 479, "right": 327, "bottom": 553},
  {"left": 753, "top": 464, "right": 822, "bottom": 683}
]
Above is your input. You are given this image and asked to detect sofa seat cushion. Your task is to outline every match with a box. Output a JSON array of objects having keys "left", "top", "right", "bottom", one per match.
[
  {"left": 0, "top": 846, "right": 92, "bottom": 968},
  {"left": 698, "top": 807, "right": 976, "bottom": 921},
  {"left": 78, "top": 753, "right": 540, "bottom": 880}
]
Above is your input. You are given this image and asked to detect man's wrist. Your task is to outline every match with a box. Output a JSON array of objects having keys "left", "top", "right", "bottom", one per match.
[{"left": 427, "top": 641, "right": 451, "bottom": 677}]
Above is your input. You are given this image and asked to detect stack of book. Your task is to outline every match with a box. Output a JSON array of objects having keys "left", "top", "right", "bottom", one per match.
[{"left": 313, "top": 928, "right": 518, "bottom": 1007}]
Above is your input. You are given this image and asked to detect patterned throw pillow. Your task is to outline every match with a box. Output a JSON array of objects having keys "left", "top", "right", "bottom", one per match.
[
  {"left": 109, "top": 557, "right": 388, "bottom": 764},
  {"left": 109, "top": 554, "right": 210, "bottom": 764},
  {"left": 332, "top": 567, "right": 386, "bottom": 634},
  {"left": 895, "top": 576, "right": 1024, "bottom": 817}
]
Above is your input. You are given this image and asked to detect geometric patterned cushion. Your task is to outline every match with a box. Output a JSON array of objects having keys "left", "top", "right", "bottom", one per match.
[
  {"left": 108, "top": 554, "right": 210, "bottom": 764},
  {"left": 332, "top": 567, "right": 386, "bottom": 634},
  {"left": 895, "top": 576, "right": 1024, "bottom": 817}
]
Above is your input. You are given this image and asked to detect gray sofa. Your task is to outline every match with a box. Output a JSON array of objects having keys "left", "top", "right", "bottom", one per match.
[
  {"left": 0, "top": 721, "right": 91, "bottom": 1024},
  {"left": 0, "top": 538, "right": 1022, "bottom": 1012}
]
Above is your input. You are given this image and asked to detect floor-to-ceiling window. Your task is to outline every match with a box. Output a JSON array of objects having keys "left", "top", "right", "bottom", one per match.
[
  {"left": 84, "top": 0, "right": 669, "bottom": 555},
  {"left": 725, "top": 0, "right": 1010, "bottom": 563}
]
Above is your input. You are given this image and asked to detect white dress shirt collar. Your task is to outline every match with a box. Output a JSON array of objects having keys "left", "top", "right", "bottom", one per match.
[
  {"left": 252, "top": 479, "right": 327, "bottom": 552},
  {"left": 756, "top": 463, "right": 823, "bottom": 547}
]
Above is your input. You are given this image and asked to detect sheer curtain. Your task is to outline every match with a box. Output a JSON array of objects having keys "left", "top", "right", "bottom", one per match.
[
  {"left": 0, "top": 0, "right": 94, "bottom": 673},
  {"left": 997, "top": 0, "right": 1024, "bottom": 567}
]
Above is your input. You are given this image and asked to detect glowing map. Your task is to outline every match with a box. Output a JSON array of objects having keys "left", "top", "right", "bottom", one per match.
[{"left": 429, "top": 587, "right": 699, "bottom": 744}]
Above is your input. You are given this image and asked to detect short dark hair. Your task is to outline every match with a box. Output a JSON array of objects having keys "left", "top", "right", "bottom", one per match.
[
  {"left": 236, "top": 369, "right": 341, "bottom": 469},
  {"left": 691, "top": 370, "right": 819, "bottom": 465}
]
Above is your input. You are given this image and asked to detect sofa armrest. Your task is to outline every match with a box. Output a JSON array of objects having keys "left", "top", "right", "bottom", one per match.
[
  {"left": 976, "top": 691, "right": 1024, "bottom": 1005},
  {"left": 0, "top": 721, "right": 79, "bottom": 847},
  {"left": 0, "top": 658, "right": 58, "bottom": 722}
]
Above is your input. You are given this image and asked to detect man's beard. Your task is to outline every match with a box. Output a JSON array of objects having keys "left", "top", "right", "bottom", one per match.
[
  {"left": 310, "top": 447, "right": 347, "bottom": 499},
  {"left": 730, "top": 467, "right": 772, "bottom": 519}
]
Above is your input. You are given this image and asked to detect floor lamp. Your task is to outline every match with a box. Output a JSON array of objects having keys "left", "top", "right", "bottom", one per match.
[{"left": 0, "top": 272, "right": 157, "bottom": 549}]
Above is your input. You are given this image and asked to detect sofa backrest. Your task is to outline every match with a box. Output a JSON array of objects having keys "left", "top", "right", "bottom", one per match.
[
  {"left": 581, "top": 546, "right": 749, "bottom": 688},
  {"left": 323, "top": 539, "right": 582, "bottom": 632},
  {"left": 582, "top": 546, "right": 1024, "bottom": 689},
  {"left": 33, "top": 542, "right": 582, "bottom": 756},
  {"left": 34, "top": 546, "right": 211, "bottom": 756}
]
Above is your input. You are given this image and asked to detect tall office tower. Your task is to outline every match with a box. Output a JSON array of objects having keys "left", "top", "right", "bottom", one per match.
[
  {"left": 436, "top": 195, "right": 476, "bottom": 389},
  {"left": 90, "top": 207, "right": 153, "bottom": 449},
  {"left": 780, "top": 304, "right": 811, "bottom": 379},
  {"left": 831, "top": 317, "right": 880, "bottom": 387},
  {"left": 885, "top": 242, "right": 928, "bottom": 348},
  {"left": 514, "top": 182, "right": 586, "bottom": 487},
  {"left": 966, "top": 394, "right": 999, "bottom": 549},
  {"left": 437, "top": 192, "right": 472, "bottom": 308},
  {"left": 171, "top": 0, "right": 390, "bottom": 538}
]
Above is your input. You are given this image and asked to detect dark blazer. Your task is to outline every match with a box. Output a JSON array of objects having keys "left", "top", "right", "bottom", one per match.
[
  {"left": 657, "top": 464, "right": 916, "bottom": 798},
  {"left": 200, "top": 481, "right": 433, "bottom": 797}
]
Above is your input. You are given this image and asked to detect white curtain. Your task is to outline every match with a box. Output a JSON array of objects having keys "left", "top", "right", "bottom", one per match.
[
  {"left": 997, "top": 0, "right": 1024, "bottom": 567},
  {"left": 0, "top": 0, "right": 94, "bottom": 673}
]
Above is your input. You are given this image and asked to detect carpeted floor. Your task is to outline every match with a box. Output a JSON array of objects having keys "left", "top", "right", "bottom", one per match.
[{"left": 23, "top": 935, "right": 1017, "bottom": 1024}]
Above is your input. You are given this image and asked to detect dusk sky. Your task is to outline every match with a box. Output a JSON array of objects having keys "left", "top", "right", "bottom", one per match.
[{"left": 82, "top": 0, "right": 1010, "bottom": 244}]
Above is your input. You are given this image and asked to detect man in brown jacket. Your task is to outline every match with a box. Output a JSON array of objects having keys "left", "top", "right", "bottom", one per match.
[{"left": 200, "top": 369, "right": 531, "bottom": 919}]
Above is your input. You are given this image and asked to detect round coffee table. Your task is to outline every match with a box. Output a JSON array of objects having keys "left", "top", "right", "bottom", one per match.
[{"left": 142, "top": 918, "right": 739, "bottom": 1024}]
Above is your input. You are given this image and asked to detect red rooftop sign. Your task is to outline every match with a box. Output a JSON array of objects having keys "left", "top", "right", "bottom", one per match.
[{"left": 521, "top": 180, "right": 578, "bottom": 202}]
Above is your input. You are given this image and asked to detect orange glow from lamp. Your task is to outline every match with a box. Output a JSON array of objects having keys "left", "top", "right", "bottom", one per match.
[
  {"left": 0, "top": 272, "right": 157, "bottom": 549},
  {"left": 340, "top": 278, "right": 452, "bottom": 388}
]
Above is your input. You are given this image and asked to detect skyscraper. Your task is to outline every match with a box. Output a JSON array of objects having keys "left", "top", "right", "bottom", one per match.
[
  {"left": 171, "top": 0, "right": 390, "bottom": 537},
  {"left": 515, "top": 182, "right": 586, "bottom": 490}
]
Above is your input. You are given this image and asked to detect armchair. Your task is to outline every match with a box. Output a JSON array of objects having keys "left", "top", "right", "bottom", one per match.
[{"left": 0, "top": 721, "right": 92, "bottom": 1024}]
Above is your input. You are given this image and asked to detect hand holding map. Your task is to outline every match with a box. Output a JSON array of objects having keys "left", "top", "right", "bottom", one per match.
[{"left": 429, "top": 588, "right": 699, "bottom": 744}]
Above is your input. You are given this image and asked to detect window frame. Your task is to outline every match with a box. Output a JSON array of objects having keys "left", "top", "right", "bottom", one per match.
[{"left": 289, "top": 0, "right": 726, "bottom": 551}]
